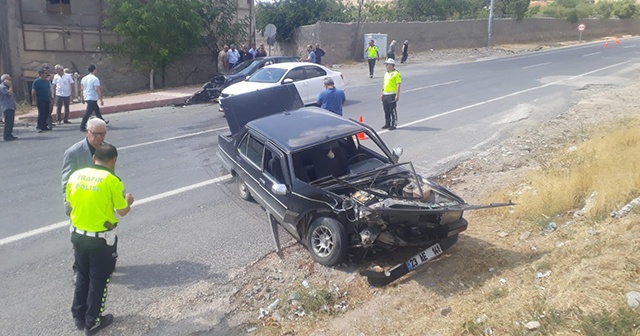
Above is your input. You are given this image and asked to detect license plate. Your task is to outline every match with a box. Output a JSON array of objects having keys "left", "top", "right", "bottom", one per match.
[{"left": 406, "top": 243, "right": 444, "bottom": 271}]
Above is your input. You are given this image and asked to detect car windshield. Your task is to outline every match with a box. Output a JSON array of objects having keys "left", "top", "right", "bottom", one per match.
[
  {"left": 230, "top": 60, "right": 261, "bottom": 76},
  {"left": 248, "top": 68, "right": 287, "bottom": 83}
]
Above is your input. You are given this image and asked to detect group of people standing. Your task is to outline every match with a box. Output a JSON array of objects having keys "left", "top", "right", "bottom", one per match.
[
  {"left": 305, "top": 43, "right": 326, "bottom": 64},
  {"left": 364, "top": 39, "right": 405, "bottom": 130},
  {"left": 217, "top": 43, "right": 268, "bottom": 73}
]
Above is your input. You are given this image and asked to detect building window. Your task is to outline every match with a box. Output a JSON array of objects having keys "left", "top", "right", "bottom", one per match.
[{"left": 47, "top": 0, "right": 71, "bottom": 14}]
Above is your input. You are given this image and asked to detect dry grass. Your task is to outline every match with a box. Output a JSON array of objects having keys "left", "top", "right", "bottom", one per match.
[{"left": 491, "top": 117, "right": 640, "bottom": 223}]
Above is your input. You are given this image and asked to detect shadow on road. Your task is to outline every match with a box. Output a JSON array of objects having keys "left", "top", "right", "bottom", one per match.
[{"left": 112, "top": 260, "right": 222, "bottom": 290}]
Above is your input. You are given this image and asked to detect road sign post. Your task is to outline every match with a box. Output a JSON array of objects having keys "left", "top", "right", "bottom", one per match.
[
  {"left": 264, "top": 24, "right": 277, "bottom": 56},
  {"left": 578, "top": 23, "right": 586, "bottom": 42}
]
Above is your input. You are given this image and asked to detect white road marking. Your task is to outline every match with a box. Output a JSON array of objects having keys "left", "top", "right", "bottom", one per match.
[
  {"left": 521, "top": 62, "right": 551, "bottom": 69},
  {"left": 623, "top": 45, "right": 636, "bottom": 49},
  {"left": 0, "top": 175, "right": 232, "bottom": 247},
  {"left": 379, "top": 60, "right": 630, "bottom": 133},
  {"left": 583, "top": 52, "right": 601, "bottom": 57},
  {"left": 120, "top": 126, "right": 229, "bottom": 150},
  {"left": 404, "top": 80, "right": 460, "bottom": 93}
]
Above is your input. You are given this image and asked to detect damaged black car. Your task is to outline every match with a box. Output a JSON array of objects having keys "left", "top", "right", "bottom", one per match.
[{"left": 217, "top": 85, "right": 512, "bottom": 286}]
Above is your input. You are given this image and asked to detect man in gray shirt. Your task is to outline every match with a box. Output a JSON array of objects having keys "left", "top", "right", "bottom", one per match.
[{"left": 0, "top": 74, "right": 18, "bottom": 141}]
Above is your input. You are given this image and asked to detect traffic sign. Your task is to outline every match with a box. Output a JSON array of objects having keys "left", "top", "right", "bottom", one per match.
[
  {"left": 578, "top": 23, "right": 586, "bottom": 31},
  {"left": 264, "top": 24, "right": 277, "bottom": 38}
]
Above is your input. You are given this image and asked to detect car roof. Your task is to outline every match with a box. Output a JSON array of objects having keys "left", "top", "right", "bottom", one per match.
[
  {"left": 247, "top": 107, "right": 366, "bottom": 152},
  {"left": 261, "top": 62, "right": 333, "bottom": 71}
]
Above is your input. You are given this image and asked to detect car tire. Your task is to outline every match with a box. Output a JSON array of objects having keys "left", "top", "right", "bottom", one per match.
[
  {"left": 306, "top": 217, "right": 348, "bottom": 266},
  {"left": 236, "top": 175, "right": 253, "bottom": 201}
]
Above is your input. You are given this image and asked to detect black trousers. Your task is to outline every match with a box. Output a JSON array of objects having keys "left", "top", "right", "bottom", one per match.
[
  {"left": 382, "top": 94, "right": 398, "bottom": 127},
  {"left": 3, "top": 109, "right": 15, "bottom": 139},
  {"left": 401, "top": 52, "right": 408, "bottom": 63},
  {"left": 367, "top": 59, "right": 376, "bottom": 76},
  {"left": 36, "top": 99, "right": 50, "bottom": 130},
  {"left": 71, "top": 233, "right": 117, "bottom": 328},
  {"left": 80, "top": 100, "right": 104, "bottom": 130},
  {"left": 56, "top": 96, "right": 71, "bottom": 122}
]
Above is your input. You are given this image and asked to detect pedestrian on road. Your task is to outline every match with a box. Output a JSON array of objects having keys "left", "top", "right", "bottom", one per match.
[
  {"left": 0, "top": 74, "right": 18, "bottom": 141},
  {"left": 228, "top": 44, "right": 240, "bottom": 69},
  {"left": 387, "top": 40, "right": 397, "bottom": 60},
  {"left": 248, "top": 44, "right": 257, "bottom": 58},
  {"left": 401, "top": 40, "right": 409, "bottom": 64},
  {"left": 305, "top": 44, "right": 316, "bottom": 63},
  {"left": 317, "top": 77, "right": 346, "bottom": 116},
  {"left": 314, "top": 43, "right": 326, "bottom": 65},
  {"left": 32, "top": 68, "right": 52, "bottom": 133},
  {"left": 242, "top": 45, "right": 253, "bottom": 62},
  {"left": 62, "top": 118, "right": 109, "bottom": 284},
  {"left": 217, "top": 45, "right": 229, "bottom": 74},
  {"left": 53, "top": 64, "right": 74, "bottom": 124},
  {"left": 79, "top": 64, "right": 107, "bottom": 132},
  {"left": 381, "top": 58, "right": 401, "bottom": 130},
  {"left": 365, "top": 40, "right": 380, "bottom": 78},
  {"left": 66, "top": 143, "right": 134, "bottom": 335}
]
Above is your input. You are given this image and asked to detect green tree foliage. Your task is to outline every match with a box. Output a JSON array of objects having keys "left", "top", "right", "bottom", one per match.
[
  {"left": 494, "top": 0, "right": 532, "bottom": 20},
  {"left": 256, "top": 0, "right": 353, "bottom": 42},
  {"left": 595, "top": 1, "right": 614, "bottom": 19},
  {"left": 101, "top": 0, "right": 204, "bottom": 87},
  {"left": 362, "top": 1, "right": 398, "bottom": 21},
  {"left": 199, "top": 0, "right": 249, "bottom": 62},
  {"left": 613, "top": 0, "right": 637, "bottom": 19}
]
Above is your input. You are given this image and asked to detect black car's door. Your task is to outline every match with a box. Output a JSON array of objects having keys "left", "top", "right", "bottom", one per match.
[{"left": 261, "top": 143, "right": 292, "bottom": 226}]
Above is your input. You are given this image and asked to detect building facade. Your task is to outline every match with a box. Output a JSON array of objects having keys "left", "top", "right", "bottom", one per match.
[{"left": 0, "top": 0, "right": 255, "bottom": 100}]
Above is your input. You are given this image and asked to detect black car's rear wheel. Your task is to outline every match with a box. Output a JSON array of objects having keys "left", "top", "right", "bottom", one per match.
[
  {"left": 306, "top": 217, "right": 347, "bottom": 266},
  {"left": 236, "top": 175, "right": 253, "bottom": 201}
]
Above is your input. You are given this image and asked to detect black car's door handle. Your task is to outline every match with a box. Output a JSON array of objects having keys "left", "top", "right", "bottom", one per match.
[{"left": 259, "top": 177, "right": 266, "bottom": 185}]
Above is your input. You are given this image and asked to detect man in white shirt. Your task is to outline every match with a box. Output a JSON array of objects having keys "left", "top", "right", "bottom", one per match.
[
  {"left": 79, "top": 64, "right": 107, "bottom": 132},
  {"left": 227, "top": 44, "right": 240, "bottom": 69},
  {"left": 52, "top": 64, "right": 74, "bottom": 124}
]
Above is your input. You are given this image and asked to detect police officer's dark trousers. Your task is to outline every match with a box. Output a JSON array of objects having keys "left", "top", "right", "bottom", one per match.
[
  {"left": 71, "top": 232, "right": 117, "bottom": 329},
  {"left": 382, "top": 94, "right": 397, "bottom": 128}
]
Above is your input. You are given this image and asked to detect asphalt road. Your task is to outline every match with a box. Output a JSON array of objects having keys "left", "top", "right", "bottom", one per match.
[{"left": 1, "top": 38, "right": 640, "bottom": 335}]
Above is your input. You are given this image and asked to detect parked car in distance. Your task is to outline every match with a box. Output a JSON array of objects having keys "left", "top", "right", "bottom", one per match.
[
  {"left": 220, "top": 62, "right": 345, "bottom": 106},
  {"left": 183, "top": 56, "right": 300, "bottom": 105}
]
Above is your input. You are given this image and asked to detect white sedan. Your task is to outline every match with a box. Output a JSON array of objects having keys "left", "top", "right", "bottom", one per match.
[{"left": 220, "top": 62, "right": 345, "bottom": 106}]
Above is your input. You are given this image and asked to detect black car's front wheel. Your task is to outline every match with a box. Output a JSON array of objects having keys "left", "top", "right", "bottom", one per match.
[
  {"left": 236, "top": 175, "right": 253, "bottom": 201},
  {"left": 306, "top": 217, "right": 348, "bottom": 266}
]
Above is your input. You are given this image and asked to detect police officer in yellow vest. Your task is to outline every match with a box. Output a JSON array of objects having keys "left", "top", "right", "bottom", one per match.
[
  {"left": 381, "top": 58, "right": 402, "bottom": 130},
  {"left": 66, "top": 143, "right": 134, "bottom": 335}
]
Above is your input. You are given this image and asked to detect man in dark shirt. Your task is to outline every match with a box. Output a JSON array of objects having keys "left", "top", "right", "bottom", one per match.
[
  {"left": 315, "top": 43, "right": 326, "bottom": 65},
  {"left": 31, "top": 69, "right": 52, "bottom": 132},
  {"left": 0, "top": 74, "right": 18, "bottom": 141},
  {"left": 255, "top": 44, "right": 267, "bottom": 58}
]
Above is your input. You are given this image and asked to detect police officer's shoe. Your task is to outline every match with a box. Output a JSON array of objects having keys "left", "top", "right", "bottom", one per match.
[
  {"left": 74, "top": 319, "right": 85, "bottom": 330},
  {"left": 85, "top": 314, "right": 113, "bottom": 335}
]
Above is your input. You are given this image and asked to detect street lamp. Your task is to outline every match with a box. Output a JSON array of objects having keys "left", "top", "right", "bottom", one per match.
[{"left": 487, "top": 0, "right": 495, "bottom": 48}]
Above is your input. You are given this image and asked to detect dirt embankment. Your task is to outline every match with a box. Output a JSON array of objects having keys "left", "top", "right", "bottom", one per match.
[{"left": 222, "top": 42, "right": 640, "bottom": 336}]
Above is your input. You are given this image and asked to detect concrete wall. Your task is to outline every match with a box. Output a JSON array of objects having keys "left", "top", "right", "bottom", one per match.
[{"left": 291, "top": 18, "right": 640, "bottom": 65}]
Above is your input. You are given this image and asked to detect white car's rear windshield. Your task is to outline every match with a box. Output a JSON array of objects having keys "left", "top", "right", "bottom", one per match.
[{"left": 248, "top": 68, "right": 287, "bottom": 83}]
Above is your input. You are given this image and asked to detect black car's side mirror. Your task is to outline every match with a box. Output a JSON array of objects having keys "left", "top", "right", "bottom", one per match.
[{"left": 271, "top": 183, "right": 288, "bottom": 195}]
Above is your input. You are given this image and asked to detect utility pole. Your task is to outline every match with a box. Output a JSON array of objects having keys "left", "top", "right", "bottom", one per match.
[{"left": 487, "top": 0, "right": 495, "bottom": 48}]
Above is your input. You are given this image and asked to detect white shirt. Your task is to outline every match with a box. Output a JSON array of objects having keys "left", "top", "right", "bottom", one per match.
[
  {"left": 81, "top": 74, "right": 100, "bottom": 101},
  {"left": 53, "top": 73, "right": 74, "bottom": 97}
]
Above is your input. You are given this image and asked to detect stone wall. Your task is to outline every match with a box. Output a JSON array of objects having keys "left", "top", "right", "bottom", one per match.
[{"left": 286, "top": 18, "right": 640, "bottom": 65}]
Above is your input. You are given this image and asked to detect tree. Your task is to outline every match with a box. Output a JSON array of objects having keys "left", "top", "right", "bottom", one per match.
[
  {"left": 100, "top": 0, "right": 204, "bottom": 88},
  {"left": 494, "top": 0, "right": 531, "bottom": 20},
  {"left": 595, "top": 1, "right": 614, "bottom": 19},
  {"left": 199, "top": 0, "right": 250, "bottom": 67},
  {"left": 613, "top": 0, "right": 637, "bottom": 19},
  {"left": 256, "top": 0, "right": 353, "bottom": 42}
]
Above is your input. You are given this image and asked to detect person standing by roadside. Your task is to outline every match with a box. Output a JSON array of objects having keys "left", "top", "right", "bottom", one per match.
[
  {"left": 255, "top": 44, "right": 267, "bottom": 58},
  {"left": 305, "top": 44, "right": 316, "bottom": 63},
  {"left": 401, "top": 40, "right": 409, "bottom": 64},
  {"left": 0, "top": 74, "right": 18, "bottom": 141},
  {"left": 242, "top": 45, "right": 253, "bottom": 62},
  {"left": 79, "top": 64, "right": 107, "bottom": 132},
  {"left": 66, "top": 143, "right": 134, "bottom": 334},
  {"left": 228, "top": 44, "right": 240, "bottom": 69},
  {"left": 53, "top": 64, "right": 74, "bottom": 124},
  {"left": 381, "top": 58, "right": 401, "bottom": 130},
  {"left": 63, "top": 118, "right": 109, "bottom": 284},
  {"left": 387, "top": 40, "right": 397, "bottom": 60},
  {"left": 365, "top": 40, "right": 380, "bottom": 79},
  {"left": 32, "top": 69, "right": 52, "bottom": 133},
  {"left": 314, "top": 43, "right": 326, "bottom": 65},
  {"left": 217, "top": 45, "right": 229, "bottom": 74},
  {"left": 317, "top": 77, "right": 346, "bottom": 116}
]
